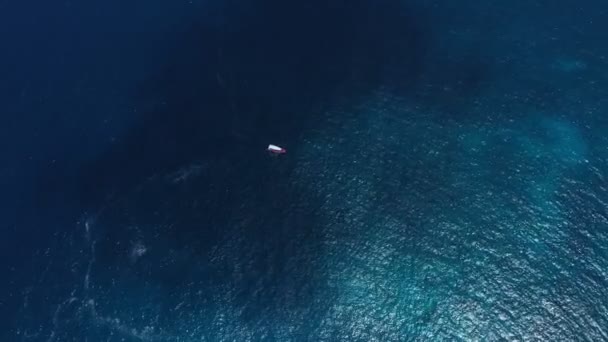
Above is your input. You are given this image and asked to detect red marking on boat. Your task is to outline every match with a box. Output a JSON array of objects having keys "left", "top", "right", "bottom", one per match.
[{"left": 268, "top": 144, "right": 286, "bottom": 154}]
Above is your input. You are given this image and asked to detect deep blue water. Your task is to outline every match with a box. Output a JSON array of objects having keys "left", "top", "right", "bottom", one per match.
[{"left": 2, "top": 1, "right": 608, "bottom": 341}]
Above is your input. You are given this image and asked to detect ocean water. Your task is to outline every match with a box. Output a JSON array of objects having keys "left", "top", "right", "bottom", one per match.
[{"left": 2, "top": 1, "right": 608, "bottom": 341}]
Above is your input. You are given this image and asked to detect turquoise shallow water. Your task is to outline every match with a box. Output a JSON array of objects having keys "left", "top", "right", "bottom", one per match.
[
  {"left": 4, "top": 0, "right": 608, "bottom": 341},
  {"left": 293, "top": 91, "right": 608, "bottom": 340}
]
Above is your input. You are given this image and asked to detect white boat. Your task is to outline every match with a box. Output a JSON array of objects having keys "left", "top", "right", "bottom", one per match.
[{"left": 267, "top": 144, "right": 286, "bottom": 154}]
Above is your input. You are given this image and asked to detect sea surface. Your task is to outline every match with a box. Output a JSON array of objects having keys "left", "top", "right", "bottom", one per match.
[{"left": 2, "top": 1, "right": 608, "bottom": 341}]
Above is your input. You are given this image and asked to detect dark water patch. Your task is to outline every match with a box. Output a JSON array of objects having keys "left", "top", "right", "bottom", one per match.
[{"left": 75, "top": 0, "right": 440, "bottom": 208}]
